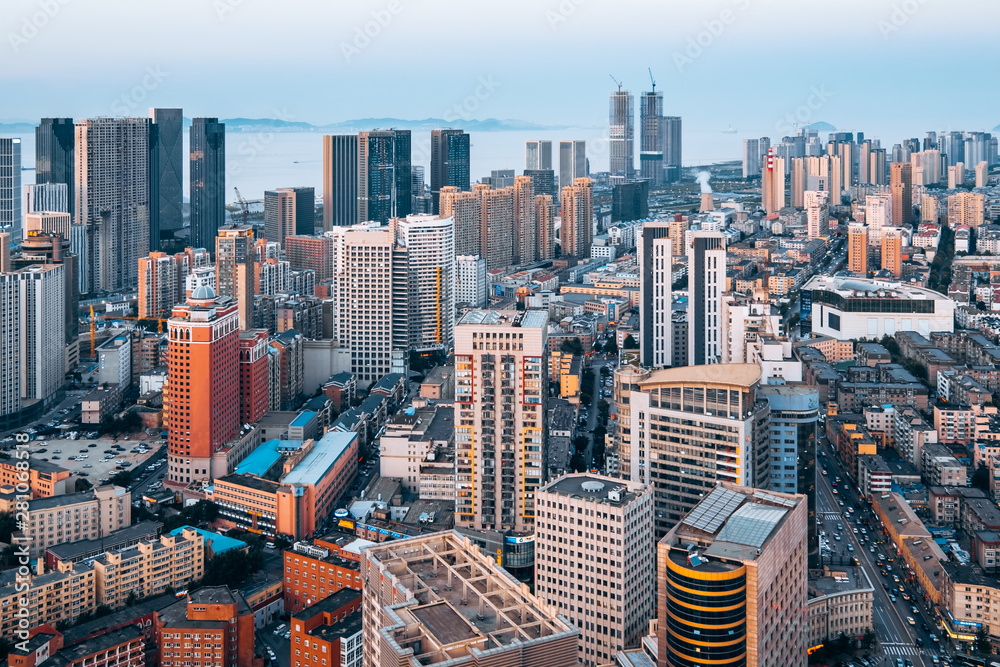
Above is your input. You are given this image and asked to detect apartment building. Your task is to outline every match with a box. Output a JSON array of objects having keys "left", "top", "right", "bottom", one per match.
[
  {"left": 290, "top": 588, "right": 363, "bottom": 667},
  {"left": 0, "top": 560, "right": 96, "bottom": 640},
  {"left": 283, "top": 541, "right": 363, "bottom": 613},
  {"left": 807, "top": 567, "right": 874, "bottom": 647},
  {"left": 93, "top": 528, "right": 206, "bottom": 608},
  {"left": 154, "top": 587, "right": 257, "bottom": 667},
  {"left": 0, "top": 457, "right": 71, "bottom": 497}
]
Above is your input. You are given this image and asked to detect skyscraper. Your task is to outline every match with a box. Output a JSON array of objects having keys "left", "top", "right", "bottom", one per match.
[
  {"left": 640, "top": 88, "right": 664, "bottom": 186},
  {"left": 263, "top": 189, "right": 297, "bottom": 245},
  {"left": 138, "top": 252, "right": 179, "bottom": 320},
  {"left": 535, "top": 193, "right": 555, "bottom": 261},
  {"left": 322, "top": 134, "right": 358, "bottom": 229},
  {"left": 35, "top": 118, "right": 75, "bottom": 213},
  {"left": 148, "top": 108, "right": 183, "bottom": 250},
  {"left": 890, "top": 161, "right": 913, "bottom": 226},
  {"left": 743, "top": 138, "right": 761, "bottom": 178},
  {"left": 22, "top": 183, "right": 68, "bottom": 217},
  {"left": 456, "top": 254, "right": 487, "bottom": 309},
  {"left": 513, "top": 175, "right": 537, "bottom": 264},
  {"left": 523, "top": 168, "right": 558, "bottom": 201},
  {"left": 357, "top": 129, "right": 410, "bottom": 224},
  {"left": 17, "top": 264, "right": 65, "bottom": 407},
  {"left": 74, "top": 118, "right": 150, "bottom": 293},
  {"left": 291, "top": 186, "right": 316, "bottom": 235},
  {"left": 0, "top": 138, "right": 22, "bottom": 245},
  {"left": 525, "top": 139, "right": 552, "bottom": 170},
  {"left": 882, "top": 227, "right": 904, "bottom": 277},
  {"left": 848, "top": 222, "right": 869, "bottom": 275},
  {"left": 238, "top": 329, "right": 270, "bottom": 425},
  {"left": 478, "top": 185, "right": 515, "bottom": 270},
  {"left": 560, "top": 177, "right": 593, "bottom": 257},
  {"left": 391, "top": 214, "right": 456, "bottom": 352},
  {"left": 761, "top": 149, "right": 786, "bottom": 213},
  {"left": 663, "top": 116, "right": 683, "bottom": 183},
  {"left": 454, "top": 309, "right": 548, "bottom": 531},
  {"left": 687, "top": 230, "right": 726, "bottom": 366},
  {"left": 657, "top": 484, "right": 808, "bottom": 667},
  {"left": 638, "top": 221, "right": 672, "bottom": 368},
  {"left": 439, "top": 185, "right": 481, "bottom": 257},
  {"left": 865, "top": 192, "right": 892, "bottom": 242},
  {"left": 430, "top": 129, "right": 470, "bottom": 214},
  {"left": 189, "top": 118, "right": 226, "bottom": 251},
  {"left": 166, "top": 285, "right": 239, "bottom": 484},
  {"left": 215, "top": 225, "right": 254, "bottom": 330},
  {"left": 790, "top": 156, "right": 806, "bottom": 208},
  {"left": 0, "top": 272, "right": 19, "bottom": 426},
  {"left": 609, "top": 88, "right": 635, "bottom": 182}
]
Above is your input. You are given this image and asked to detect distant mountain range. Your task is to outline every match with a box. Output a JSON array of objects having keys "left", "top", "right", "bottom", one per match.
[{"left": 803, "top": 121, "right": 836, "bottom": 131}]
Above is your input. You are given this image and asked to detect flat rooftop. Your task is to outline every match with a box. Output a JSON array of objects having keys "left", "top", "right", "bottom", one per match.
[
  {"left": 809, "top": 567, "right": 873, "bottom": 599},
  {"left": 541, "top": 474, "right": 638, "bottom": 506},
  {"left": 639, "top": 363, "right": 761, "bottom": 389},
  {"left": 282, "top": 431, "right": 357, "bottom": 487},
  {"left": 458, "top": 309, "right": 547, "bottom": 329},
  {"left": 803, "top": 274, "right": 952, "bottom": 301},
  {"left": 234, "top": 439, "right": 285, "bottom": 477}
]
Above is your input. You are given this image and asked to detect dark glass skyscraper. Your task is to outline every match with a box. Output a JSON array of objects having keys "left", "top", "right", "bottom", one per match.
[
  {"left": 292, "top": 186, "right": 316, "bottom": 235},
  {"left": 189, "top": 118, "right": 226, "bottom": 251},
  {"left": 358, "top": 130, "right": 410, "bottom": 224},
  {"left": 322, "top": 135, "right": 358, "bottom": 229},
  {"left": 664, "top": 116, "right": 683, "bottom": 183},
  {"left": 393, "top": 130, "right": 411, "bottom": 219},
  {"left": 149, "top": 108, "right": 184, "bottom": 250},
  {"left": 430, "top": 129, "right": 470, "bottom": 214},
  {"left": 35, "top": 118, "right": 75, "bottom": 213}
]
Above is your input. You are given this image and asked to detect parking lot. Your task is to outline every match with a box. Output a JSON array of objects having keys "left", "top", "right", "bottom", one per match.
[{"left": 23, "top": 436, "right": 166, "bottom": 486}]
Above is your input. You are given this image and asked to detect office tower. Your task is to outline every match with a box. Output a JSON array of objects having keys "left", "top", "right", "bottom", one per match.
[
  {"left": 640, "top": 88, "right": 665, "bottom": 186},
  {"left": 138, "top": 251, "right": 179, "bottom": 319},
  {"left": 535, "top": 193, "right": 555, "bottom": 260},
  {"left": 558, "top": 140, "right": 586, "bottom": 194},
  {"left": 948, "top": 191, "right": 986, "bottom": 228},
  {"left": 23, "top": 183, "right": 69, "bottom": 218},
  {"left": 215, "top": 225, "right": 254, "bottom": 330},
  {"left": 238, "top": 329, "right": 269, "bottom": 424},
  {"left": 166, "top": 285, "right": 239, "bottom": 484},
  {"left": 0, "top": 273, "right": 19, "bottom": 424},
  {"left": 290, "top": 186, "right": 315, "bottom": 235},
  {"left": 489, "top": 168, "right": 515, "bottom": 188},
  {"left": 625, "top": 365, "right": 771, "bottom": 536},
  {"left": 743, "top": 138, "right": 761, "bottom": 178},
  {"left": 828, "top": 154, "right": 843, "bottom": 203},
  {"left": 14, "top": 230, "right": 79, "bottom": 369},
  {"left": 858, "top": 140, "right": 871, "bottom": 184},
  {"left": 668, "top": 214, "right": 687, "bottom": 257},
  {"left": 638, "top": 221, "right": 672, "bottom": 368},
  {"left": 17, "top": 264, "right": 65, "bottom": 406},
  {"left": 910, "top": 149, "right": 942, "bottom": 185},
  {"left": 523, "top": 168, "right": 558, "bottom": 201},
  {"left": 0, "top": 232, "right": 9, "bottom": 274},
  {"left": 74, "top": 118, "right": 150, "bottom": 293},
  {"left": 358, "top": 129, "right": 410, "bottom": 224},
  {"left": 264, "top": 189, "right": 297, "bottom": 245},
  {"left": 322, "top": 134, "right": 359, "bottom": 229},
  {"left": 456, "top": 254, "right": 487, "bottom": 308},
  {"left": 865, "top": 193, "right": 892, "bottom": 241},
  {"left": 25, "top": 211, "right": 71, "bottom": 239},
  {"left": 890, "top": 162, "right": 913, "bottom": 226},
  {"left": 391, "top": 214, "right": 456, "bottom": 351},
  {"left": 35, "top": 118, "right": 75, "bottom": 212},
  {"left": 513, "top": 175, "right": 537, "bottom": 264},
  {"left": 609, "top": 88, "right": 635, "bottom": 181},
  {"left": 361, "top": 532, "right": 578, "bottom": 667},
  {"left": 761, "top": 149, "right": 785, "bottom": 213},
  {"left": 869, "top": 147, "right": 887, "bottom": 185},
  {"left": 838, "top": 141, "right": 854, "bottom": 189},
  {"left": 478, "top": 185, "right": 515, "bottom": 269},
  {"left": 189, "top": 118, "right": 226, "bottom": 251},
  {"left": 790, "top": 156, "right": 806, "bottom": 208},
  {"left": 976, "top": 161, "right": 989, "bottom": 188},
  {"left": 881, "top": 227, "right": 904, "bottom": 277},
  {"left": 805, "top": 190, "right": 830, "bottom": 238},
  {"left": 686, "top": 230, "right": 726, "bottom": 366},
  {"left": 848, "top": 222, "right": 868, "bottom": 275},
  {"left": 560, "top": 177, "right": 593, "bottom": 257},
  {"left": 525, "top": 139, "right": 552, "bottom": 170},
  {"left": 612, "top": 180, "right": 650, "bottom": 221},
  {"left": 663, "top": 116, "right": 683, "bottom": 183},
  {"left": 439, "top": 185, "right": 481, "bottom": 256},
  {"left": 536, "top": 475, "right": 654, "bottom": 665},
  {"left": 284, "top": 234, "right": 333, "bottom": 282},
  {"left": 148, "top": 108, "right": 183, "bottom": 250},
  {"left": 0, "top": 138, "right": 22, "bottom": 245},
  {"left": 410, "top": 164, "right": 432, "bottom": 214},
  {"left": 430, "top": 129, "right": 470, "bottom": 213},
  {"left": 454, "top": 309, "right": 547, "bottom": 531},
  {"left": 657, "top": 484, "right": 807, "bottom": 667}
]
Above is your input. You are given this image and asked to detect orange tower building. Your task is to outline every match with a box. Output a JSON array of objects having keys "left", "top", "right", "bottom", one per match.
[
  {"left": 167, "top": 285, "right": 240, "bottom": 485},
  {"left": 238, "top": 329, "right": 270, "bottom": 424}
]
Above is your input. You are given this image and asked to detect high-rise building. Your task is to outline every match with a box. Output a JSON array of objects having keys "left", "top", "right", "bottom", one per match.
[
  {"left": 869, "top": 147, "right": 887, "bottom": 185},
  {"left": 478, "top": 184, "right": 515, "bottom": 269},
  {"left": 456, "top": 254, "right": 487, "bottom": 309},
  {"left": 35, "top": 118, "right": 75, "bottom": 212},
  {"left": 790, "top": 156, "right": 806, "bottom": 208},
  {"left": 23, "top": 183, "right": 69, "bottom": 219},
  {"left": 148, "top": 108, "right": 183, "bottom": 249},
  {"left": 361, "top": 531, "right": 578, "bottom": 667},
  {"left": 638, "top": 221, "right": 672, "bottom": 368},
  {"left": 663, "top": 116, "right": 683, "bottom": 183},
  {"left": 238, "top": 329, "right": 270, "bottom": 425},
  {"left": 14, "top": 230, "right": 79, "bottom": 370},
  {"left": 560, "top": 177, "right": 593, "bottom": 258},
  {"left": 454, "top": 309, "right": 548, "bottom": 531},
  {"left": 74, "top": 118, "right": 150, "bottom": 293},
  {"left": 535, "top": 475, "right": 654, "bottom": 665},
  {"left": 512, "top": 175, "right": 537, "bottom": 264},
  {"left": 166, "top": 285, "right": 239, "bottom": 484},
  {"left": 25, "top": 211, "right": 71, "bottom": 240},
  {"left": 611, "top": 180, "right": 649, "bottom": 222},
  {"left": 668, "top": 214, "right": 687, "bottom": 257},
  {"left": 439, "top": 185, "right": 481, "bottom": 256},
  {"left": 430, "top": 129, "right": 470, "bottom": 214},
  {"left": 657, "top": 483, "right": 808, "bottom": 667},
  {"left": 687, "top": 230, "right": 726, "bottom": 366},
  {"left": 640, "top": 89, "right": 665, "bottom": 186},
  {"left": 322, "top": 134, "right": 359, "bottom": 229},
  {"left": 391, "top": 214, "right": 455, "bottom": 352},
  {"left": 292, "top": 186, "right": 316, "bottom": 235},
  {"left": 761, "top": 149, "right": 786, "bottom": 213},
  {"left": 609, "top": 89, "right": 635, "bottom": 181},
  {"left": 890, "top": 162, "right": 913, "bottom": 226},
  {"left": 523, "top": 168, "right": 558, "bottom": 201},
  {"left": 865, "top": 193, "right": 892, "bottom": 242},
  {"left": 525, "top": 139, "right": 553, "bottom": 171},
  {"left": 0, "top": 272, "right": 20, "bottom": 426},
  {"left": 358, "top": 130, "right": 410, "bottom": 224},
  {"left": 189, "top": 118, "right": 226, "bottom": 252},
  {"left": 848, "top": 222, "right": 869, "bottom": 275},
  {"left": 16, "top": 264, "right": 65, "bottom": 407},
  {"left": 215, "top": 225, "right": 255, "bottom": 330},
  {"left": 535, "top": 193, "right": 555, "bottom": 260},
  {"left": 804, "top": 190, "right": 830, "bottom": 238},
  {"left": 285, "top": 234, "right": 334, "bottom": 282},
  {"left": 743, "top": 138, "right": 761, "bottom": 178},
  {"left": 976, "top": 160, "right": 989, "bottom": 188},
  {"left": 881, "top": 227, "right": 904, "bottom": 278},
  {"left": 0, "top": 138, "right": 22, "bottom": 245},
  {"left": 138, "top": 251, "right": 179, "bottom": 320},
  {"left": 264, "top": 188, "right": 297, "bottom": 245},
  {"left": 488, "top": 168, "right": 515, "bottom": 188},
  {"left": 948, "top": 191, "right": 986, "bottom": 228},
  {"left": 0, "top": 232, "right": 8, "bottom": 273},
  {"left": 625, "top": 364, "right": 772, "bottom": 536}
]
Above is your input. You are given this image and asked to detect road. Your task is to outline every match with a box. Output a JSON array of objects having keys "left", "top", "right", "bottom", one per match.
[
  {"left": 581, "top": 354, "right": 612, "bottom": 469},
  {"left": 817, "top": 436, "right": 947, "bottom": 666}
]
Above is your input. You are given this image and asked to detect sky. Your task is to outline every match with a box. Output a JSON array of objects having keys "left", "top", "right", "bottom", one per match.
[{"left": 1, "top": 0, "right": 999, "bottom": 141}]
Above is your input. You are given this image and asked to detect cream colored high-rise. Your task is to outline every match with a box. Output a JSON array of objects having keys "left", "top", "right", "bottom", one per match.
[
  {"left": 535, "top": 193, "right": 555, "bottom": 260},
  {"left": 390, "top": 214, "right": 455, "bottom": 351},
  {"left": 761, "top": 152, "right": 786, "bottom": 213},
  {"left": 454, "top": 310, "right": 547, "bottom": 532},
  {"left": 560, "top": 177, "right": 593, "bottom": 257},
  {"left": 439, "top": 185, "right": 481, "bottom": 256},
  {"left": 513, "top": 175, "right": 537, "bottom": 264},
  {"left": 848, "top": 222, "right": 868, "bottom": 275},
  {"left": 922, "top": 193, "right": 940, "bottom": 223},
  {"left": 790, "top": 157, "right": 806, "bottom": 208},
  {"left": 668, "top": 215, "right": 687, "bottom": 256},
  {"left": 948, "top": 191, "right": 985, "bottom": 228},
  {"left": 535, "top": 474, "right": 654, "bottom": 666},
  {"left": 25, "top": 211, "right": 71, "bottom": 239},
  {"left": 138, "top": 251, "right": 179, "bottom": 319},
  {"left": 864, "top": 193, "right": 892, "bottom": 242},
  {"left": 18, "top": 264, "right": 65, "bottom": 405},
  {"left": 215, "top": 226, "right": 254, "bottom": 330},
  {"left": 479, "top": 185, "right": 515, "bottom": 269},
  {"left": 976, "top": 161, "right": 989, "bottom": 188},
  {"left": 881, "top": 227, "right": 904, "bottom": 278},
  {"left": 805, "top": 190, "right": 829, "bottom": 238}
]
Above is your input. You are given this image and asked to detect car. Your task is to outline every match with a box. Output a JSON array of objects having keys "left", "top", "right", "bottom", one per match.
[
  {"left": 53, "top": 449, "right": 62, "bottom": 454},
  {"left": 902, "top": 592, "right": 910, "bottom": 600},
  {"left": 83, "top": 464, "right": 92, "bottom": 468},
  {"left": 907, "top": 616, "right": 915, "bottom": 625},
  {"left": 265, "top": 542, "right": 276, "bottom": 549},
  {"left": 832, "top": 488, "right": 838, "bottom": 494},
  {"left": 847, "top": 544, "right": 854, "bottom": 551},
  {"left": 929, "top": 633, "right": 938, "bottom": 642},
  {"left": 848, "top": 507, "right": 855, "bottom": 513},
  {"left": 911, "top": 605, "right": 919, "bottom": 615},
  {"left": 837, "top": 524, "right": 843, "bottom": 531},
  {"left": 78, "top": 472, "right": 89, "bottom": 477},
  {"left": 88, "top": 443, "right": 97, "bottom": 447},
  {"left": 838, "top": 500, "right": 845, "bottom": 506},
  {"left": 881, "top": 569, "right": 888, "bottom": 576},
  {"left": 904, "top": 661, "right": 913, "bottom": 667},
  {"left": 36, "top": 448, "right": 47, "bottom": 453},
  {"left": 898, "top": 585, "right": 905, "bottom": 593},
  {"left": 283, "top": 631, "right": 291, "bottom": 640},
  {"left": 915, "top": 637, "right": 924, "bottom": 647},
  {"left": 889, "top": 594, "right": 896, "bottom": 602},
  {"left": 158, "top": 473, "right": 165, "bottom": 479},
  {"left": 834, "top": 534, "right": 842, "bottom": 541},
  {"left": 931, "top": 655, "right": 939, "bottom": 664},
  {"left": 893, "top": 575, "right": 900, "bottom": 583}
]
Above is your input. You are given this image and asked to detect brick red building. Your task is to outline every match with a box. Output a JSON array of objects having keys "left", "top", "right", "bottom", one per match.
[
  {"left": 283, "top": 542, "right": 362, "bottom": 612},
  {"left": 155, "top": 587, "right": 260, "bottom": 667},
  {"left": 290, "top": 589, "right": 363, "bottom": 667},
  {"left": 238, "top": 329, "right": 270, "bottom": 424}
]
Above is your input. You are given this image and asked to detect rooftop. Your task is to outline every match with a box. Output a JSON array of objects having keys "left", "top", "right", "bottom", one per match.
[
  {"left": 168, "top": 526, "right": 247, "bottom": 554},
  {"left": 457, "top": 309, "right": 548, "bottom": 329},
  {"left": 803, "top": 274, "right": 953, "bottom": 301},
  {"left": 809, "top": 566, "right": 874, "bottom": 599},
  {"left": 282, "top": 431, "right": 358, "bottom": 487},
  {"left": 540, "top": 474, "right": 639, "bottom": 506},
  {"left": 639, "top": 363, "right": 761, "bottom": 389},
  {"left": 292, "top": 588, "right": 362, "bottom": 623},
  {"left": 234, "top": 439, "right": 286, "bottom": 477},
  {"left": 290, "top": 411, "right": 316, "bottom": 429}
]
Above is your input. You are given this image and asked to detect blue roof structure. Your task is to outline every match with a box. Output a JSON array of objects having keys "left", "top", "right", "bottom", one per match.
[
  {"left": 234, "top": 439, "right": 284, "bottom": 477},
  {"left": 291, "top": 411, "right": 315, "bottom": 429},
  {"left": 282, "top": 431, "right": 358, "bottom": 487},
  {"left": 169, "top": 526, "right": 247, "bottom": 554}
]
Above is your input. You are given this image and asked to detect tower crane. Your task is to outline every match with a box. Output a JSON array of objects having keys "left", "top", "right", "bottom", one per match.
[
  {"left": 648, "top": 67, "right": 656, "bottom": 92},
  {"left": 234, "top": 187, "right": 249, "bottom": 225},
  {"left": 609, "top": 74, "right": 622, "bottom": 91}
]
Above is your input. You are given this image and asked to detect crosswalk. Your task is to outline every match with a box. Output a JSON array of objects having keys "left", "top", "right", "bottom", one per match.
[
  {"left": 819, "top": 512, "right": 842, "bottom": 519},
  {"left": 880, "top": 642, "right": 920, "bottom": 656}
]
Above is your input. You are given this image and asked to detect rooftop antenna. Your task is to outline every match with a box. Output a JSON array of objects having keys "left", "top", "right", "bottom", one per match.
[
  {"left": 648, "top": 67, "right": 656, "bottom": 93},
  {"left": 610, "top": 74, "right": 622, "bottom": 92}
]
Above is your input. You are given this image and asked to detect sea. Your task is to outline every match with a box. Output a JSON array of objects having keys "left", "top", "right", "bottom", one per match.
[{"left": 8, "top": 127, "right": 744, "bottom": 204}]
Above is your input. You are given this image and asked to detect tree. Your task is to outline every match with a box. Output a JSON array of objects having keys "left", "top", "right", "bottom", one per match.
[
  {"left": 603, "top": 337, "right": 618, "bottom": 356},
  {"left": 569, "top": 453, "right": 587, "bottom": 472},
  {"left": 861, "top": 628, "right": 876, "bottom": 650},
  {"left": 623, "top": 334, "right": 638, "bottom": 350},
  {"left": 75, "top": 478, "right": 93, "bottom": 492},
  {"left": 560, "top": 338, "right": 584, "bottom": 355},
  {"left": 200, "top": 549, "right": 265, "bottom": 588},
  {"left": 975, "top": 627, "right": 991, "bottom": 654},
  {"left": 573, "top": 435, "right": 589, "bottom": 453}
]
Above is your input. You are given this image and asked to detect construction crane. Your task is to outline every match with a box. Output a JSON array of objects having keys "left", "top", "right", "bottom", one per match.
[
  {"left": 648, "top": 67, "right": 656, "bottom": 92},
  {"left": 234, "top": 187, "right": 249, "bottom": 225},
  {"left": 610, "top": 74, "right": 622, "bottom": 91}
]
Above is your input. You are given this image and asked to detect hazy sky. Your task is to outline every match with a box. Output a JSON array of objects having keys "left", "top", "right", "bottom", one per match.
[{"left": 2, "top": 0, "right": 998, "bottom": 139}]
